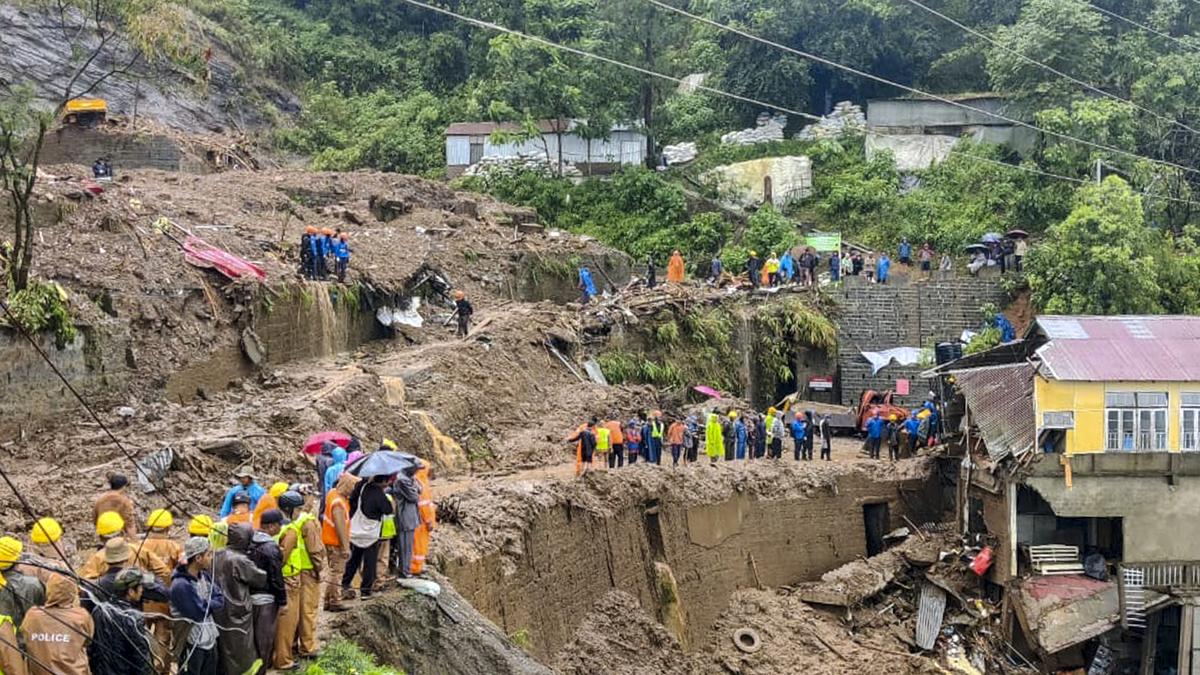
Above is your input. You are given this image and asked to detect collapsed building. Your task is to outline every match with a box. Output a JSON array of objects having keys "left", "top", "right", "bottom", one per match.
[{"left": 930, "top": 315, "right": 1200, "bottom": 673}]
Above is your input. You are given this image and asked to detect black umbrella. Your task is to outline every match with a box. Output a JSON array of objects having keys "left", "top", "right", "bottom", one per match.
[
  {"left": 1007, "top": 229, "right": 1029, "bottom": 239},
  {"left": 346, "top": 451, "right": 419, "bottom": 478},
  {"left": 981, "top": 232, "right": 1003, "bottom": 243}
]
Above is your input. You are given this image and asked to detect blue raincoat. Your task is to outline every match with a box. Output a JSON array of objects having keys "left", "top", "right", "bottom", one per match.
[{"left": 323, "top": 446, "right": 348, "bottom": 493}]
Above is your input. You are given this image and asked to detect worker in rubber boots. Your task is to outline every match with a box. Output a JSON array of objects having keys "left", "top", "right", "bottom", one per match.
[
  {"left": 142, "top": 509, "right": 182, "bottom": 675},
  {"left": 409, "top": 461, "right": 437, "bottom": 577},
  {"left": 648, "top": 411, "right": 665, "bottom": 465},
  {"left": 332, "top": 232, "right": 351, "bottom": 283},
  {"left": 453, "top": 290, "right": 474, "bottom": 337},
  {"left": 300, "top": 226, "right": 316, "bottom": 279},
  {"left": 80, "top": 512, "right": 172, "bottom": 583},
  {"left": 19, "top": 518, "right": 73, "bottom": 584},
  {"left": 20, "top": 575, "right": 93, "bottom": 675},
  {"left": 253, "top": 481, "right": 289, "bottom": 530},
  {"left": 0, "top": 537, "right": 45, "bottom": 628},
  {"left": 321, "top": 473, "right": 356, "bottom": 612},
  {"left": 213, "top": 523, "right": 267, "bottom": 675},
  {"left": 317, "top": 228, "right": 335, "bottom": 279},
  {"left": 94, "top": 472, "right": 138, "bottom": 539},
  {"left": 0, "top": 610, "right": 27, "bottom": 675},
  {"left": 273, "top": 490, "right": 324, "bottom": 670},
  {"left": 170, "top": 537, "right": 225, "bottom": 675}
]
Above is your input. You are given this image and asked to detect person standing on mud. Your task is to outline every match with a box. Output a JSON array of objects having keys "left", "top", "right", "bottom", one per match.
[
  {"left": 886, "top": 415, "right": 902, "bottom": 462},
  {"left": 640, "top": 414, "right": 654, "bottom": 464},
  {"left": 604, "top": 416, "right": 625, "bottom": 469},
  {"left": 770, "top": 410, "right": 786, "bottom": 460},
  {"left": 649, "top": 411, "right": 665, "bottom": 465},
  {"left": 723, "top": 412, "right": 737, "bottom": 461},
  {"left": 733, "top": 413, "right": 748, "bottom": 460},
  {"left": 819, "top": 414, "right": 832, "bottom": 461},
  {"left": 645, "top": 255, "right": 657, "bottom": 288},
  {"left": 453, "top": 290, "right": 474, "bottom": 337},
  {"left": 250, "top": 510, "right": 286, "bottom": 667},
  {"left": 704, "top": 411, "right": 724, "bottom": 463},
  {"left": 341, "top": 476, "right": 392, "bottom": 600},
  {"left": 300, "top": 226, "right": 315, "bottom": 279},
  {"left": 94, "top": 473, "right": 138, "bottom": 539},
  {"left": 332, "top": 233, "right": 351, "bottom": 283},
  {"left": 568, "top": 419, "right": 599, "bottom": 476},
  {"left": 745, "top": 251, "right": 762, "bottom": 289},
  {"left": 389, "top": 467, "right": 421, "bottom": 579},
  {"left": 578, "top": 267, "right": 597, "bottom": 304},
  {"left": 321, "top": 473, "right": 355, "bottom": 612},
  {"left": 683, "top": 414, "right": 699, "bottom": 463},
  {"left": 625, "top": 416, "right": 641, "bottom": 466},
  {"left": 753, "top": 412, "right": 767, "bottom": 459},
  {"left": 865, "top": 411, "right": 885, "bottom": 460},
  {"left": 272, "top": 491, "right": 323, "bottom": 671},
  {"left": 803, "top": 410, "right": 816, "bottom": 461},
  {"left": 213, "top": 523, "right": 267, "bottom": 675},
  {"left": 790, "top": 413, "right": 807, "bottom": 461},
  {"left": 666, "top": 416, "right": 685, "bottom": 466}
]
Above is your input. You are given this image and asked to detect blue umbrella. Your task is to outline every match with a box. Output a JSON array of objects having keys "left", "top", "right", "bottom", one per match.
[
  {"left": 346, "top": 451, "right": 419, "bottom": 478},
  {"left": 981, "top": 232, "right": 1003, "bottom": 243}
]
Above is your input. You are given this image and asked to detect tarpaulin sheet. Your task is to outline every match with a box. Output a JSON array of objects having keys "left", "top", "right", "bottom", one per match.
[
  {"left": 866, "top": 134, "right": 959, "bottom": 171},
  {"left": 861, "top": 347, "right": 923, "bottom": 375},
  {"left": 182, "top": 236, "right": 266, "bottom": 281}
]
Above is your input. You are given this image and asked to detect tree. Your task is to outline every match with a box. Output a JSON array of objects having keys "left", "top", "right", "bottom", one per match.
[
  {"left": 1025, "top": 176, "right": 1162, "bottom": 314},
  {"left": 985, "top": 0, "right": 1108, "bottom": 106},
  {"left": 2, "top": 0, "right": 175, "bottom": 290}
]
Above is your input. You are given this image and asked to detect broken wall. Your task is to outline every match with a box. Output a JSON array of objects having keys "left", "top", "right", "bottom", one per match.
[{"left": 440, "top": 465, "right": 943, "bottom": 661}]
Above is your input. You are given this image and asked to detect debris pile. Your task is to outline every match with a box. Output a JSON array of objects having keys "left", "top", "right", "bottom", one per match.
[
  {"left": 662, "top": 141, "right": 698, "bottom": 166},
  {"left": 721, "top": 112, "right": 787, "bottom": 145},
  {"left": 463, "top": 153, "right": 583, "bottom": 178},
  {"left": 796, "top": 101, "right": 867, "bottom": 141}
]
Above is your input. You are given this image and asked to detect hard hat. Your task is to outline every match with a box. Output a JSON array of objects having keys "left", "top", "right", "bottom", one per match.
[
  {"left": 321, "top": 227, "right": 334, "bottom": 236},
  {"left": 381, "top": 439, "right": 398, "bottom": 451},
  {"left": 269, "top": 481, "right": 289, "bottom": 498},
  {"left": 146, "top": 508, "right": 173, "bottom": 530},
  {"left": 30, "top": 517, "right": 62, "bottom": 545},
  {"left": 305, "top": 226, "right": 317, "bottom": 234},
  {"left": 96, "top": 511, "right": 125, "bottom": 538},
  {"left": 728, "top": 410, "right": 738, "bottom": 418},
  {"left": 795, "top": 412, "right": 804, "bottom": 419},
  {"left": 339, "top": 233, "right": 348, "bottom": 240},
  {"left": 889, "top": 414, "right": 898, "bottom": 421},
  {"left": 278, "top": 491, "right": 305, "bottom": 511},
  {"left": 188, "top": 514, "right": 214, "bottom": 536},
  {"left": 750, "top": 250, "right": 758, "bottom": 256},
  {"left": 0, "top": 537, "right": 21, "bottom": 569},
  {"left": 767, "top": 407, "right": 777, "bottom": 415},
  {"left": 232, "top": 492, "right": 252, "bottom": 505},
  {"left": 453, "top": 290, "right": 465, "bottom": 300}
]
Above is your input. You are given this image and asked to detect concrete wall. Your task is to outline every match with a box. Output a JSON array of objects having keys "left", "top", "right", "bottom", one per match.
[
  {"left": 441, "top": 467, "right": 942, "bottom": 660},
  {"left": 833, "top": 273, "right": 1008, "bottom": 407},
  {"left": 39, "top": 126, "right": 206, "bottom": 172},
  {"left": 253, "top": 284, "right": 383, "bottom": 365},
  {"left": 0, "top": 327, "right": 131, "bottom": 439},
  {"left": 446, "top": 130, "right": 647, "bottom": 169},
  {"left": 1026, "top": 475, "right": 1200, "bottom": 563},
  {"left": 867, "top": 97, "right": 1018, "bottom": 128}
]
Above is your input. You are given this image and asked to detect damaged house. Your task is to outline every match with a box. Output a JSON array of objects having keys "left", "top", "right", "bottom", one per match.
[{"left": 935, "top": 315, "right": 1200, "bottom": 673}]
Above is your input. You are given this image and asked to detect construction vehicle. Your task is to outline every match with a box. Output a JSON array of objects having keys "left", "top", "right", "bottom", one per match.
[
  {"left": 856, "top": 389, "right": 910, "bottom": 432},
  {"left": 62, "top": 98, "right": 107, "bottom": 127}
]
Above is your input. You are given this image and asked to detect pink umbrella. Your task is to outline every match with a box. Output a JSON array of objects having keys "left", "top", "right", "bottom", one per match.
[
  {"left": 693, "top": 385, "right": 723, "bottom": 399},
  {"left": 302, "top": 431, "right": 351, "bottom": 456}
]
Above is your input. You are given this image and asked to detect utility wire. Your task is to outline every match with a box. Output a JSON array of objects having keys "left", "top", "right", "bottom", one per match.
[
  {"left": 641, "top": 0, "right": 1200, "bottom": 178},
  {"left": 894, "top": 0, "right": 1200, "bottom": 136},
  {"left": 1086, "top": 1, "right": 1200, "bottom": 52},
  {"left": 396, "top": 0, "right": 1200, "bottom": 207},
  {"left": 0, "top": 629, "right": 65, "bottom": 675}
]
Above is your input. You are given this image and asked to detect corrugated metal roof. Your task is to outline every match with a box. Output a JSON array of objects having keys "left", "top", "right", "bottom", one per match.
[
  {"left": 957, "top": 363, "right": 1035, "bottom": 461},
  {"left": 1034, "top": 315, "right": 1200, "bottom": 381},
  {"left": 445, "top": 120, "right": 567, "bottom": 136}
]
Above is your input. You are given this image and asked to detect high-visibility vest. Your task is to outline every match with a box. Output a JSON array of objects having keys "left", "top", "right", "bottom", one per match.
[
  {"left": 416, "top": 468, "right": 436, "bottom": 526},
  {"left": 595, "top": 426, "right": 611, "bottom": 452},
  {"left": 765, "top": 414, "right": 776, "bottom": 439},
  {"left": 651, "top": 421, "right": 664, "bottom": 439},
  {"left": 380, "top": 496, "right": 397, "bottom": 540},
  {"left": 321, "top": 491, "right": 349, "bottom": 547},
  {"left": 277, "top": 513, "right": 314, "bottom": 578}
]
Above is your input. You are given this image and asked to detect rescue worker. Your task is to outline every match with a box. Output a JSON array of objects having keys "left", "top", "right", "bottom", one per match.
[
  {"left": 578, "top": 266, "right": 597, "bottom": 304},
  {"left": 253, "top": 481, "right": 289, "bottom": 529},
  {"left": 187, "top": 515, "right": 214, "bottom": 538},
  {"left": 0, "top": 537, "right": 44, "bottom": 628},
  {"left": 648, "top": 411, "right": 665, "bottom": 465},
  {"left": 207, "top": 521, "right": 229, "bottom": 553},
  {"left": 219, "top": 468, "right": 265, "bottom": 518},
  {"left": 704, "top": 411, "right": 724, "bottom": 463},
  {"left": 684, "top": 414, "right": 699, "bottom": 463},
  {"left": 21, "top": 575, "right": 93, "bottom": 675},
  {"left": 453, "top": 290, "right": 474, "bottom": 337},
  {"left": 804, "top": 410, "right": 816, "bottom": 461},
  {"left": 305, "top": 226, "right": 322, "bottom": 279},
  {"left": 224, "top": 492, "right": 253, "bottom": 526},
  {"left": 567, "top": 420, "right": 598, "bottom": 477},
  {"left": 779, "top": 250, "right": 795, "bottom": 284},
  {"left": 170, "top": 537, "right": 224, "bottom": 675},
  {"left": 722, "top": 412, "right": 736, "bottom": 461},
  {"left": 666, "top": 416, "right": 686, "bottom": 466},
  {"left": 20, "top": 518, "right": 72, "bottom": 584},
  {"left": 213, "top": 523, "right": 267, "bottom": 675},
  {"left": 142, "top": 509, "right": 181, "bottom": 675},
  {"left": 708, "top": 255, "right": 723, "bottom": 284},
  {"left": 332, "top": 232, "right": 351, "bottom": 283},
  {"left": 624, "top": 416, "right": 641, "bottom": 466},
  {"left": 604, "top": 417, "right": 625, "bottom": 469},
  {"left": 323, "top": 446, "right": 348, "bottom": 495},
  {"left": 746, "top": 251, "right": 762, "bottom": 289},
  {"left": 866, "top": 411, "right": 885, "bottom": 460},
  {"left": 904, "top": 414, "right": 922, "bottom": 456},
  {"left": 768, "top": 408, "right": 785, "bottom": 460},
  {"left": 791, "top": 413, "right": 807, "bottom": 461},
  {"left": 410, "top": 461, "right": 437, "bottom": 577},
  {"left": 819, "top": 413, "right": 833, "bottom": 461},
  {"left": 0, "top": 608, "right": 27, "bottom": 675},
  {"left": 594, "top": 421, "right": 611, "bottom": 469},
  {"left": 302, "top": 225, "right": 316, "bottom": 278},
  {"left": 733, "top": 412, "right": 748, "bottom": 460},
  {"left": 887, "top": 414, "right": 902, "bottom": 461},
  {"left": 317, "top": 228, "right": 335, "bottom": 279},
  {"left": 273, "top": 491, "right": 324, "bottom": 670},
  {"left": 390, "top": 466, "right": 421, "bottom": 580},
  {"left": 765, "top": 253, "right": 780, "bottom": 286},
  {"left": 94, "top": 473, "right": 138, "bottom": 539},
  {"left": 89, "top": 568, "right": 153, "bottom": 675},
  {"left": 250, "top": 510, "right": 286, "bottom": 667},
  {"left": 80, "top": 513, "right": 172, "bottom": 584},
  {"left": 322, "top": 473, "right": 356, "bottom": 611},
  {"left": 753, "top": 412, "right": 767, "bottom": 459},
  {"left": 667, "top": 250, "right": 685, "bottom": 283}
]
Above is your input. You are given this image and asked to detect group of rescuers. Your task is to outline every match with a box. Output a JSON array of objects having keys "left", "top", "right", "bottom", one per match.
[
  {"left": 569, "top": 401, "right": 940, "bottom": 475},
  {"left": 0, "top": 438, "right": 436, "bottom": 675}
]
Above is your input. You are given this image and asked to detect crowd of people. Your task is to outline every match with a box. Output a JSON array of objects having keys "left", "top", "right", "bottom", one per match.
[
  {"left": 568, "top": 400, "right": 941, "bottom": 475},
  {"left": 298, "top": 226, "right": 352, "bottom": 282},
  {"left": 0, "top": 438, "right": 435, "bottom": 675}
]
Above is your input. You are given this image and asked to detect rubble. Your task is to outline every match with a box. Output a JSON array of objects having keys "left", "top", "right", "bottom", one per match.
[
  {"left": 796, "top": 101, "right": 867, "bottom": 141},
  {"left": 463, "top": 153, "right": 583, "bottom": 178},
  {"left": 662, "top": 142, "right": 698, "bottom": 166},
  {"left": 721, "top": 112, "right": 787, "bottom": 145}
]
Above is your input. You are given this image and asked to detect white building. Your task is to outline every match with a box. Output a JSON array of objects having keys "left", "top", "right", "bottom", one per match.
[{"left": 444, "top": 120, "right": 647, "bottom": 176}]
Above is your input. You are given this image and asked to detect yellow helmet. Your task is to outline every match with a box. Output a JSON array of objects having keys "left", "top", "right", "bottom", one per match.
[
  {"left": 30, "top": 518, "right": 62, "bottom": 545},
  {"left": 146, "top": 509, "right": 173, "bottom": 530},
  {"left": 0, "top": 536, "right": 22, "bottom": 569},
  {"left": 188, "top": 514, "right": 214, "bottom": 536},
  {"left": 269, "top": 481, "right": 289, "bottom": 498},
  {"left": 728, "top": 410, "right": 738, "bottom": 419},
  {"left": 767, "top": 407, "right": 777, "bottom": 415},
  {"left": 381, "top": 438, "right": 398, "bottom": 451},
  {"left": 96, "top": 511, "right": 125, "bottom": 538}
]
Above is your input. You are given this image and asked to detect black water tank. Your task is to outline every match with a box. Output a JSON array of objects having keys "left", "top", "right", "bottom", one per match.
[{"left": 935, "top": 342, "right": 963, "bottom": 365}]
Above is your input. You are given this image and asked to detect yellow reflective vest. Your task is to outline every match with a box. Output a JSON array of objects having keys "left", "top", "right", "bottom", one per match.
[
  {"left": 277, "top": 513, "right": 315, "bottom": 578},
  {"left": 380, "top": 496, "right": 397, "bottom": 540}
]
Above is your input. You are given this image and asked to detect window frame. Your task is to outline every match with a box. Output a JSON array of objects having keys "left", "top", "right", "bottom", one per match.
[{"left": 1105, "top": 391, "right": 1168, "bottom": 452}]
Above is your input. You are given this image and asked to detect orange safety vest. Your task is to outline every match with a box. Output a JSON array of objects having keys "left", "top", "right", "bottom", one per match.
[
  {"left": 225, "top": 507, "right": 251, "bottom": 527},
  {"left": 411, "top": 467, "right": 437, "bottom": 574},
  {"left": 252, "top": 492, "right": 278, "bottom": 529},
  {"left": 321, "top": 490, "right": 349, "bottom": 547}
]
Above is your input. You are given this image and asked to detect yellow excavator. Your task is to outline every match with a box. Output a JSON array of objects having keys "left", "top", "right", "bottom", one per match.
[{"left": 62, "top": 98, "right": 108, "bottom": 127}]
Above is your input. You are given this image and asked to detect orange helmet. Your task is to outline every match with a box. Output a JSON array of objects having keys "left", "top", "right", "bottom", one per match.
[
  {"left": 453, "top": 290, "right": 465, "bottom": 300},
  {"left": 339, "top": 233, "right": 348, "bottom": 241},
  {"left": 321, "top": 227, "right": 334, "bottom": 236},
  {"left": 305, "top": 226, "right": 317, "bottom": 234}
]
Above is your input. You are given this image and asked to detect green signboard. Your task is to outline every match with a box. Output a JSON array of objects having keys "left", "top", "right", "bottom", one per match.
[{"left": 806, "top": 231, "right": 841, "bottom": 252}]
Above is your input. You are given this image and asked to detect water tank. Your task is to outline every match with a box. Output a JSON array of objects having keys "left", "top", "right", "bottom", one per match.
[{"left": 935, "top": 342, "right": 963, "bottom": 365}]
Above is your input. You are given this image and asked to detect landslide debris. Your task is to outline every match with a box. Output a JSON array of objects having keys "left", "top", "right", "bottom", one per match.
[{"left": 553, "top": 591, "right": 696, "bottom": 675}]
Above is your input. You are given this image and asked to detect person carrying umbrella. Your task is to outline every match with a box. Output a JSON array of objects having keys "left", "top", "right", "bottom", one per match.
[
  {"left": 341, "top": 475, "right": 393, "bottom": 600},
  {"left": 388, "top": 466, "right": 421, "bottom": 579},
  {"left": 1009, "top": 230, "right": 1029, "bottom": 272}
]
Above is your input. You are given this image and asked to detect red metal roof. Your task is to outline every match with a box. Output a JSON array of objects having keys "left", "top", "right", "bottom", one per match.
[{"left": 1034, "top": 315, "right": 1200, "bottom": 381}]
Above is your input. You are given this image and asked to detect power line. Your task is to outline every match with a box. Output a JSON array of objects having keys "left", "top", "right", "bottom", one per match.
[
  {"left": 894, "top": 0, "right": 1200, "bottom": 136},
  {"left": 1086, "top": 1, "right": 1200, "bottom": 52},
  {"left": 396, "top": 0, "right": 1200, "bottom": 207},
  {"left": 642, "top": 0, "right": 1200, "bottom": 178}
]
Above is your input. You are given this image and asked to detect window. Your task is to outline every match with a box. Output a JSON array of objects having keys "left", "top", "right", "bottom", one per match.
[
  {"left": 1105, "top": 391, "right": 1167, "bottom": 452},
  {"left": 1182, "top": 393, "right": 1200, "bottom": 452}
]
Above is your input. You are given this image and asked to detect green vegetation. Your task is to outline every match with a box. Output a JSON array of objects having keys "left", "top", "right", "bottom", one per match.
[
  {"left": 4, "top": 280, "right": 77, "bottom": 349},
  {"left": 509, "top": 628, "right": 534, "bottom": 651},
  {"left": 303, "top": 640, "right": 403, "bottom": 675},
  {"left": 756, "top": 299, "right": 837, "bottom": 394}
]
